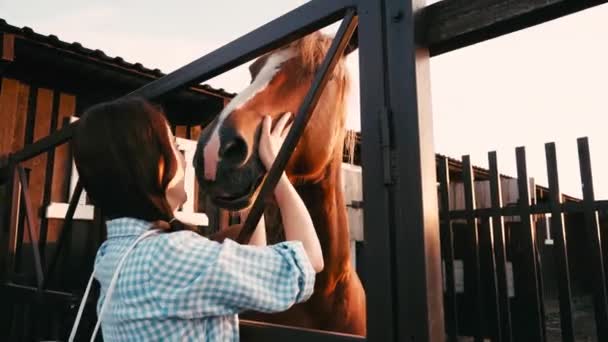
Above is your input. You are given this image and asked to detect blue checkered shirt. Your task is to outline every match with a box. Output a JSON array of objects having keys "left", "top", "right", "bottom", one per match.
[{"left": 93, "top": 217, "right": 316, "bottom": 341}]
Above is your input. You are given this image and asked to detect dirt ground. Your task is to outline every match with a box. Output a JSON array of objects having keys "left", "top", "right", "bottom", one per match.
[{"left": 545, "top": 296, "right": 597, "bottom": 342}]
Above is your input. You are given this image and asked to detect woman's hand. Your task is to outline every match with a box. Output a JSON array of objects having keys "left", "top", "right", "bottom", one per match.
[
  {"left": 257, "top": 113, "right": 324, "bottom": 273},
  {"left": 259, "top": 113, "right": 292, "bottom": 171}
]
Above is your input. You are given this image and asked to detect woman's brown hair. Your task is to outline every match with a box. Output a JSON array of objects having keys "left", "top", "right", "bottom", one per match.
[{"left": 72, "top": 97, "right": 189, "bottom": 231}]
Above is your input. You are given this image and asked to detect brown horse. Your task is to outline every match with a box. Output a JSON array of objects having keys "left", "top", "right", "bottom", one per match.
[{"left": 193, "top": 31, "right": 365, "bottom": 336}]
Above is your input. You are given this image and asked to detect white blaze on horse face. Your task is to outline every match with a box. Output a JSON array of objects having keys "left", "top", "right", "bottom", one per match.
[{"left": 203, "top": 48, "right": 295, "bottom": 181}]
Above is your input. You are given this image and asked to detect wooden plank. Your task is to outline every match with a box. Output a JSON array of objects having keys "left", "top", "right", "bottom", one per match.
[
  {"left": 190, "top": 125, "right": 202, "bottom": 141},
  {"left": 22, "top": 88, "right": 54, "bottom": 243},
  {"left": 488, "top": 151, "right": 513, "bottom": 342},
  {"left": 11, "top": 83, "right": 30, "bottom": 153},
  {"left": 1, "top": 33, "right": 15, "bottom": 62},
  {"left": 438, "top": 156, "right": 459, "bottom": 342},
  {"left": 0, "top": 78, "right": 20, "bottom": 155},
  {"left": 544, "top": 142, "right": 575, "bottom": 342},
  {"left": 341, "top": 163, "right": 363, "bottom": 241},
  {"left": 422, "top": 0, "right": 608, "bottom": 56},
  {"left": 0, "top": 82, "right": 29, "bottom": 278},
  {"left": 577, "top": 137, "right": 608, "bottom": 341},
  {"left": 175, "top": 125, "right": 188, "bottom": 139},
  {"left": 462, "top": 156, "right": 486, "bottom": 341},
  {"left": 48, "top": 94, "right": 76, "bottom": 242},
  {"left": 514, "top": 147, "right": 545, "bottom": 341}
]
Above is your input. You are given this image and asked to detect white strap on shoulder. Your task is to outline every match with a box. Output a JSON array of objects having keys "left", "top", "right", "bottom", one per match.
[{"left": 68, "top": 229, "right": 160, "bottom": 342}]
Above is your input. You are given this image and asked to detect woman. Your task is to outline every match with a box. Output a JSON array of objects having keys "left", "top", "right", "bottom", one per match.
[{"left": 69, "top": 97, "right": 323, "bottom": 341}]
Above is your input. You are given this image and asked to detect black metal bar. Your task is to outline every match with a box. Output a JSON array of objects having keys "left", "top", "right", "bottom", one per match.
[
  {"left": 462, "top": 156, "right": 485, "bottom": 341},
  {"left": 10, "top": 1, "right": 357, "bottom": 166},
  {"left": 577, "top": 137, "right": 608, "bottom": 341},
  {"left": 130, "top": 0, "right": 356, "bottom": 100},
  {"left": 238, "top": 10, "right": 359, "bottom": 242},
  {"left": 514, "top": 147, "right": 545, "bottom": 341},
  {"left": 239, "top": 320, "right": 365, "bottom": 342},
  {"left": 448, "top": 201, "right": 601, "bottom": 219},
  {"left": 2, "top": 283, "right": 77, "bottom": 306},
  {"left": 356, "top": 0, "right": 396, "bottom": 339},
  {"left": 42, "top": 180, "right": 83, "bottom": 290},
  {"left": 421, "top": 0, "right": 608, "bottom": 57},
  {"left": 544, "top": 142, "right": 575, "bottom": 342},
  {"left": 0, "top": 158, "right": 16, "bottom": 283},
  {"left": 38, "top": 91, "right": 61, "bottom": 268},
  {"left": 16, "top": 166, "right": 44, "bottom": 291},
  {"left": 488, "top": 151, "right": 513, "bottom": 342},
  {"left": 383, "top": 0, "right": 444, "bottom": 340},
  {"left": 438, "top": 157, "right": 459, "bottom": 342},
  {"left": 15, "top": 175, "right": 28, "bottom": 275},
  {"left": 11, "top": 122, "right": 76, "bottom": 164}
]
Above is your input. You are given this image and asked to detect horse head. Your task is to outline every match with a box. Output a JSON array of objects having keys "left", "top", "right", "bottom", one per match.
[{"left": 193, "top": 31, "right": 354, "bottom": 211}]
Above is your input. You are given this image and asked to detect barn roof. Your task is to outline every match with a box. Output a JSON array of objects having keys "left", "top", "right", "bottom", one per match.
[
  {"left": 0, "top": 18, "right": 235, "bottom": 126},
  {"left": 0, "top": 18, "right": 235, "bottom": 98}
]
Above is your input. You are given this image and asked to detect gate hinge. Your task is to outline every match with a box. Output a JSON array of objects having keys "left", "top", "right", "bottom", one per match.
[{"left": 379, "top": 106, "right": 394, "bottom": 185}]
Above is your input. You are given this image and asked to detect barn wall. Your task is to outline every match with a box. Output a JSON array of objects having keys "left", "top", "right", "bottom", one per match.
[{"left": 0, "top": 76, "right": 212, "bottom": 281}]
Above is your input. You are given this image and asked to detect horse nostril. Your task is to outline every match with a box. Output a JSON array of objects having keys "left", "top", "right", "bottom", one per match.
[{"left": 220, "top": 135, "right": 248, "bottom": 166}]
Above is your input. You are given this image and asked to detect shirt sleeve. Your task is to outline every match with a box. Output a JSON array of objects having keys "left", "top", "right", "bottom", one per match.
[{"left": 147, "top": 231, "right": 316, "bottom": 318}]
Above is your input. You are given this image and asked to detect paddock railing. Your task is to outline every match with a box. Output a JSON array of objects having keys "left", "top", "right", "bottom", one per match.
[
  {"left": 439, "top": 137, "right": 608, "bottom": 342},
  {"left": 2, "top": 0, "right": 608, "bottom": 341}
]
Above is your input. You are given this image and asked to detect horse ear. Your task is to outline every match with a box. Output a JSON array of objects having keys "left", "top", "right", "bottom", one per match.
[{"left": 343, "top": 28, "right": 358, "bottom": 56}]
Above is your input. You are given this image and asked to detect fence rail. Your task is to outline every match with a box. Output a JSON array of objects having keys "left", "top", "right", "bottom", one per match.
[{"left": 439, "top": 137, "right": 608, "bottom": 341}]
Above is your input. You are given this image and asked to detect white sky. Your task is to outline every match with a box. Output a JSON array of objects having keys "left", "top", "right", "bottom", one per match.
[{"left": 2, "top": 0, "right": 608, "bottom": 199}]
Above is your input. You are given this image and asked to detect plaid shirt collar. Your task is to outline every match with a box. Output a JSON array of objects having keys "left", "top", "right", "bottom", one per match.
[{"left": 105, "top": 217, "right": 154, "bottom": 238}]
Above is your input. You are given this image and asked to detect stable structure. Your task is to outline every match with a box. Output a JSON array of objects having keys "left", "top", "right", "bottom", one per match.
[
  {"left": 0, "top": 17, "right": 235, "bottom": 230},
  {"left": 2, "top": 1, "right": 608, "bottom": 341}
]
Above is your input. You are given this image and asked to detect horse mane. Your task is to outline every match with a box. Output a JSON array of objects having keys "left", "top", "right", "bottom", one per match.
[
  {"left": 249, "top": 31, "right": 356, "bottom": 166},
  {"left": 285, "top": 31, "right": 347, "bottom": 78},
  {"left": 288, "top": 31, "right": 355, "bottom": 162}
]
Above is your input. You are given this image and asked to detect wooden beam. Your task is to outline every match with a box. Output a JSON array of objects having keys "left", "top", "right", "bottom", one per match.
[
  {"left": 1, "top": 33, "right": 15, "bottom": 62},
  {"left": 22, "top": 88, "right": 54, "bottom": 243},
  {"left": 0, "top": 79, "right": 20, "bottom": 156},
  {"left": 421, "top": 0, "right": 608, "bottom": 56},
  {"left": 175, "top": 125, "right": 188, "bottom": 139},
  {"left": 48, "top": 94, "right": 76, "bottom": 242}
]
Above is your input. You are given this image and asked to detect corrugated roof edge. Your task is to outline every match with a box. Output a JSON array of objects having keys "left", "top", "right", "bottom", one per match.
[{"left": 0, "top": 18, "right": 236, "bottom": 99}]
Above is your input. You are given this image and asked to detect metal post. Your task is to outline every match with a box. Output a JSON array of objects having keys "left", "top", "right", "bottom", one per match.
[
  {"left": 438, "top": 157, "right": 459, "bottom": 342},
  {"left": 488, "top": 151, "right": 513, "bottom": 342},
  {"left": 544, "top": 142, "right": 575, "bottom": 342},
  {"left": 358, "top": 0, "right": 444, "bottom": 340},
  {"left": 462, "top": 156, "right": 486, "bottom": 341}
]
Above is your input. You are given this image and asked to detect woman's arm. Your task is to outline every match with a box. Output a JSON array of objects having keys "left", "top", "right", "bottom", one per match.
[
  {"left": 258, "top": 114, "right": 324, "bottom": 273},
  {"left": 149, "top": 231, "right": 316, "bottom": 317},
  {"left": 207, "top": 212, "right": 266, "bottom": 246},
  {"left": 241, "top": 208, "right": 267, "bottom": 246},
  {"left": 273, "top": 174, "right": 323, "bottom": 272}
]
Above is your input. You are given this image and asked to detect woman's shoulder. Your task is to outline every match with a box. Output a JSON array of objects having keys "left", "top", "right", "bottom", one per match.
[{"left": 148, "top": 229, "right": 221, "bottom": 259}]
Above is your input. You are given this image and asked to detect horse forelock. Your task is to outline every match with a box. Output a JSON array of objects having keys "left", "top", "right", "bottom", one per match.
[{"left": 201, "top": 48, "right": 295, "bottom": 180}]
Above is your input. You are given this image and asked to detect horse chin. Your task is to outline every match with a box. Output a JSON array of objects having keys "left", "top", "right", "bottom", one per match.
[
  {"left": 209, "top": 172, "right": 265, "bottom": 211},
  {"left": 212, "top": 194, "right": 252, "bottom": 211}
]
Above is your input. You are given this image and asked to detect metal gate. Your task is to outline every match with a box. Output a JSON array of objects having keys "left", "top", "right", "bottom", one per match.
[{"left": 2, "top": 0, "right": 607, "bottom": 341}]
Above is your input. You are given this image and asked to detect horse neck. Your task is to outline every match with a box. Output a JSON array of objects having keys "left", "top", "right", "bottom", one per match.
[{"left": 294, "top": 152, "right": 352, "bottom": 287}]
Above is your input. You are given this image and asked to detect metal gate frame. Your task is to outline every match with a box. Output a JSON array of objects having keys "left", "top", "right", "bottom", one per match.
[{"left": 2, "top": 0, "right": 608, "bottom": 341}]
